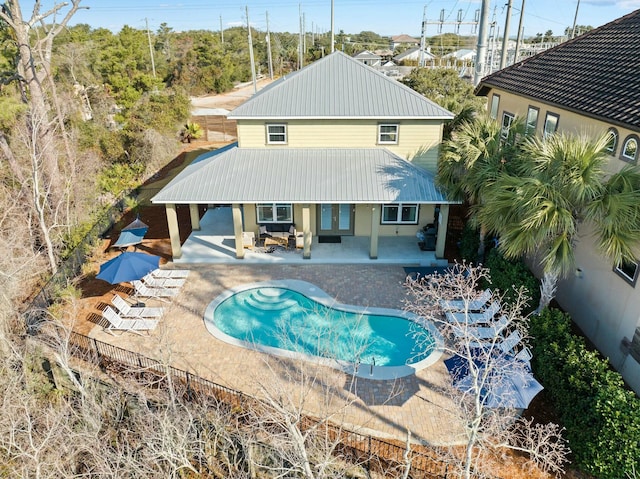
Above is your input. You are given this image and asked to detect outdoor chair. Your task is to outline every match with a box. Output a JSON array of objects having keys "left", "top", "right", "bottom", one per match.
[
  {"left": 111, "top": 294, "right": 164, "bottom": 318},
  {"left": 141, "top": 273, "right": 186, "bottom": 289},
  {"left": 515, "top": 345, "right": 533, "bottom": 362},
  {"left": 150, "top": 268, "right": 190, "bottom": 279},
  {"left": 102, "top": 306, "right": 159, "bottom": 335},
  {"left": 468, "top": 329, "right": 522, "bottom": 355},
  {"left": 453, "top": 315, "right": 509, "bottom": 340},
  {"left": 445, "top": 301, "right": 500, "bottom": 325},
  {"left": 132, "top": 280, "right": 180, "bottom": 301},
  {"left": 440, "top": 289, "right": 492, "bottom": 312}
]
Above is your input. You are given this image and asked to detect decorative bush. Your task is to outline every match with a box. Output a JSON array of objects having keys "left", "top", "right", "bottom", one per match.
[
  {"left": 529, "top": 308, "right": 640, "bottom": 478},
  {"left": 483, "top": 249, "right": 540, "bottom": 313}
]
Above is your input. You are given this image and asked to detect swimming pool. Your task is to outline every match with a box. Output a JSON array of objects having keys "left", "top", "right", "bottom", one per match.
[{"left": 203, "top": 280, "right": 443, "bottom": 379}]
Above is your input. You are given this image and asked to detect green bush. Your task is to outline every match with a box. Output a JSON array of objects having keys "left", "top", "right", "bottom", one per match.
[
  {"left": 97, "top": 162, "right": 145, "bottom": 195},
  {"left": 529, "top": 308, "right": 640, "bottom": 478},
  {"left": 457, "top": 223, "right": 480, "bottom": 262},
  {"left": 483, "top": 249, "right": 540, "bottom": 313}
]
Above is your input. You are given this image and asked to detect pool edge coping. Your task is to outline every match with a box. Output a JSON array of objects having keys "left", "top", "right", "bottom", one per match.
[{"left": 203, "top": 279, "right": 444, "bottom": 381}]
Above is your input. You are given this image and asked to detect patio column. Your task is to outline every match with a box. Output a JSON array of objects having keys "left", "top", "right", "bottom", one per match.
[
  {"left": 232, "top": 203, "right": 245, "bottom": 259},
  {"left": 189, "top": 204, "right": 200, "bottom": 230},
  {"left": 302, "top": 204, "right": 311, "bottom": 259},
  {"left": 165, "top": 203, "right": 182, "bottom": 259},
  {"left": 435, "top": 204, "right": 450, "bottom": 259},
  {"left": 370, "top": 205, "right": 379, "bottom": 259}
]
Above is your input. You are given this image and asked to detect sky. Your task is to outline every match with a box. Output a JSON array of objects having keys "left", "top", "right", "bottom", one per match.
[{"left": 20, "top": 0, "right": 640, "bottom": 39}]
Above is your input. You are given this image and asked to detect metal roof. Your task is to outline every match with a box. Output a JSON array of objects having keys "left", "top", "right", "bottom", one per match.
[
  {"left": 228, "top": 51, "right": 453, "bottom": 120},
  {"left": 476, "top": 9, "right": 640, "bottom": 131},
  {"left": 151, "top": 144, "right": 451, "bottom": 205}
]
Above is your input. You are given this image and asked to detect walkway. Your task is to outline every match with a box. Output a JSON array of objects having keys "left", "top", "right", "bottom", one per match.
[
  {"left": 176, "top": 206, "right": 447, "bottom": 266},
  {"left": 88, "top": 263, "right": 465, "bottom": 446}
]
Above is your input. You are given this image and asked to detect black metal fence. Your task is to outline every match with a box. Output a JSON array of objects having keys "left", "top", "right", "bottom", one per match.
[{"left": 36, "top": 325, "right": 451, "bottom": 479}]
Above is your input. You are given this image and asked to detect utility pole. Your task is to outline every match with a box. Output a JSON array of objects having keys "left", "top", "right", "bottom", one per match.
[
  {"left": 419, "top": 5, "right": 427, "bottom": 67},
  {"left": 474, "top": 0, "right": 490, "bottom": 86},
  {"left": 500, "top": 0, "right": 513, "bottom": 69},
  {"left": 266, "top": 11, "right": 274, "bottom": 80},
  {"left": 145, "top": 18, "right": 157, "bottom": 78},
  {"left": 514, "top": 0, "right": 526, "bottom": 64},
  {"left": 298, "top": 4, "right": 304, "bottom": 68},
  {"left": 571, "top": 0, "right": 581, "bottom": 39},
  {"left": 246, "top": 6, "right": 257, "bottom": 93},
  {"left": 220, "top": 15, "right": 224, "bottom": 44},
  {"left": 330, "top": 0, "right": 335, "bottom": 53}
]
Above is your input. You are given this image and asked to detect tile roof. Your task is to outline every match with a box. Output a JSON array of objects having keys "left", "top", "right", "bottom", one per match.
[
  {"left": 476, "top": 9, "right": 640, "bottom": 131},
  {"left": 151, "top": 144, "right": 451, "bottom": 205},
  {"left": 227, "top": 51, "right": 453, "bottom": 120}
]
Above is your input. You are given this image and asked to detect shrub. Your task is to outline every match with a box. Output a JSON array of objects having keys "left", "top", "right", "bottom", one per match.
[
  {"left": 529, "top": 308, "right": 640, "bottom": 478},
  {"left": 483, "top": 249, "right": 540, "bottom": 313},
  {"left": 457, "top": 223, "right": 480, "bottom": 262}
]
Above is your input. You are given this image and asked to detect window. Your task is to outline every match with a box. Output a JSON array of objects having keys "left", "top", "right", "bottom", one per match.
[
  {"left": 256, "top": 203, "right": 293, "bottom": 223},
  {"left": 615, "top": 260, "right": 639, "bottom": 286},
  {"left": 621, "top": 135, "right": 639, "bottom": 163},
  {"left": 501, "top": 112, "right": 515, "bottom": 142},
  {"left": 543, "top": 113, "right": 559, "bottom": 139},
  {"left": 525, "top": 106, "right": 539, "bottom": 135},
  {"left": 378, "top": 124, "right": 399, "bottom": 144},
  {"left": 266, "top": 124, "right": 287, "bottom": 144},
  {"left": 605, "top": 128, "right": 619, "bottom": 155},
  {"left": 489, "top": 94, "right": 500, "bottom": 120},
  {"left": 381, "top": 204, "right": 418, "bottom": 224}
]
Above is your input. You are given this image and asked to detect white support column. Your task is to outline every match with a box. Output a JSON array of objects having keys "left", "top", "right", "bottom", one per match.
[
  {"left": 302, "top": 204, "right": 311, "bottom": 259},
  {"left": 435, "top": 204, "right": 450, "bottom": 259},
  {"left": 165, "top": 204, "right": 182, "bottom": 259},
  {"left": 370, "top": 204, "right": 379, "bottom": 259},
  {"left": 232, "top": 204, "right": 245, "bottom": 259},
  {"left": 189, "top": 204, "right": 200, "bottom": 230}
]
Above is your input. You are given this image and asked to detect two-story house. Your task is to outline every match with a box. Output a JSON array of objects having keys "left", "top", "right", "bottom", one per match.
[
  {"left": 152, "top": 51, "right": 456, "bottom": 263},
  {"left": 475, "top": 10, "right": 640, "bottom": 393}
]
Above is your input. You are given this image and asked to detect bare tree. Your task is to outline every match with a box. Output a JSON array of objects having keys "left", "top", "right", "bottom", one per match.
[{"left": 405, "top": 264, "right": 569, "bottom": 478}]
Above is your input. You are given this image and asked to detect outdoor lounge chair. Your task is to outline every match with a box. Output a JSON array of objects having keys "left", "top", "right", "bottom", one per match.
[
  {"left": 453, "top": 315, "right": 509, "bottom": 340},
  {"left": 445, "top": 301, "right": 500, "bottom": 325},
  {"left": 102, "top": 306, "right": 159, "bottom": 335},
  {"left": 440, "top": 289, "right": 492, "bottom": 312},
  {"left": 111, "top": 294, "right": 164, "bottom": 318},
  {"left": 515, "top": 345, "right": 533, "bottom": 362},
  {"left": 150, "top": 268, "right": 190, "bottom": 279},
  {"left": 132, "top": 280, "right": 180, "bottom": 300},
  {"left": 141, "top": 273, "right": 186, "bottom": 289},
  {"left": 468, "top": 329, "right": 523, "bottom": 354}
]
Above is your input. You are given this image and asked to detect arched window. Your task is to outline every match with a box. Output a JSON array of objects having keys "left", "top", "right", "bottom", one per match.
[
  {"left": 621, "top": 135, "right": 639, "bottom": 163},
  {"left": 605, "top": 128, "right": 618, "bottom": 155}
]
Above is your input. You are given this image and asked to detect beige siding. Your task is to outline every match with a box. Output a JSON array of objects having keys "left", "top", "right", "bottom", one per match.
[
  {"left": 354, "top": 204, "right": 435, "bottom": 236},
  {"left": 236, "top": 119, "right": 443, "bottom": 171}
]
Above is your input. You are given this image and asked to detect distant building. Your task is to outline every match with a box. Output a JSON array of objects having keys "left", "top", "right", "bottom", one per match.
[
  {"left": 393, "top": 46, "right": 435, "bottom": 65},
  {"left": 352, "top": 50, "right": 382, "bottom": 67},
  {"left": 390, "top": 34, "right": 420, "bottom": 50},
  {"left": 442, "top": 49, "right": 476, "bottom": 63}
]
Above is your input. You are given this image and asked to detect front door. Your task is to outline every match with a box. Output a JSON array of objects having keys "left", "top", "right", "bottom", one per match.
[{"left": 318, "top": 204, "right": 354, "bottom": 236}]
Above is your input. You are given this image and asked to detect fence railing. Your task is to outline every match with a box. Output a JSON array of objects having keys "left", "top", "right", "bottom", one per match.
[{"left": 36, "top": 325, "right": 450, "bottom": 479}]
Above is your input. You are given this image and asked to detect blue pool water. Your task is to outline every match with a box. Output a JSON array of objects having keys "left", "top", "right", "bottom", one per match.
[{"left": 210, "top": 286, "right": 436, "bottom": 368}]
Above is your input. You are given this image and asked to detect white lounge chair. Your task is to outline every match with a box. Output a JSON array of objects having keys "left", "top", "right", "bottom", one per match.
[
  {"left": 142, "top": 273, "right": 186, "bottom": 289},
  {"left": 454, "top": 315, "right": 509, "bottom": 340},
  {"left": 469, "top": 329, "right": 522, "bottom": 354},
  {"left": 102, "top": 306, "right": 159, "bottom": 335},
  {"left": 515, "top": 345, "right": 533, "bottom": 362},
  {"left": 111, "top": 294, "right": 164, "bottom": 319},
  {"left": 151, "top": 268, "right": 190, "bottom": 279},
  {"left": 446, "top": 301, "right": 500, "bottom": 325},
  {"left": 440, "top": 289, "right": 492, "bottom": 312},
  {"left": 132, "top": 280, "right": 180, "bottom": 301}
]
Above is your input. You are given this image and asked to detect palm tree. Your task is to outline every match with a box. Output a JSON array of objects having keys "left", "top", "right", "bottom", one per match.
[
  {"left": 437, "top": 113, "right": 522, "bottom": 260},
  {"left": 478, "top": 131, "right": 640, "bottom": 312}
]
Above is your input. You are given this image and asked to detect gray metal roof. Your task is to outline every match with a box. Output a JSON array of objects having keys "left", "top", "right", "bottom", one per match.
[
  {"left": 228, "top": 51, "right": 454, "bottom": 120},
  {"left": 151, "top": 144, "right": 452, "bottom": 204}
]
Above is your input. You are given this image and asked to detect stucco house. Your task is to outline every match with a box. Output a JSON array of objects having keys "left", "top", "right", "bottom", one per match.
[
  {"left": 475, "top": 10, "right": 640, "bottom": 393},
  {"left": 152, "top": 51, "right": 456, "bottom": 263}
]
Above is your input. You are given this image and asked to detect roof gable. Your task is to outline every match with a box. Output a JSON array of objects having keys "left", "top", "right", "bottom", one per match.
[
  {"left": 228, "top": 51, "right": 453, "bottom": 120},
  {"left": 476, "top": 9, "right": 640, "bottom": 130}
]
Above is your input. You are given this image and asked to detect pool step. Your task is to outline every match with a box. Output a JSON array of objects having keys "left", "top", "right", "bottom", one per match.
[
  {"left": 253, "top": 288, "right": 293, "bottom": 303},
  {"left": 243, "top": 290, "right": 298, "bottom": 311}
]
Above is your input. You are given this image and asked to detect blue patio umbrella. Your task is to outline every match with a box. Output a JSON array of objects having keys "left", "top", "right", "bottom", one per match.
[
  {"left": 122, "top": 216, "right": 149, "bottom": 234},
  {"left": 444, "top": 353, "right": 484, "bottom": 385},
  {"left": 96, "top": 251, "right": 160, "bottom": 284}
]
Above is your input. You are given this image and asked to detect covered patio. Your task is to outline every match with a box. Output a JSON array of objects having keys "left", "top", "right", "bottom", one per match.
[{"left": 174, "top": 206, "right": 446, "bottom": 265}]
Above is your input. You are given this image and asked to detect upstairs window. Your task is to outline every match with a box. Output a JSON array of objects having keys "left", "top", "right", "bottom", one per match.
[
  {"left": 501, "top": 112, "right": 515, "bottom": 142},
  {"left": 257, "top": 203, "right": 292, "bottom": 223},
  {"left": 489, "top": 94, "right": 500, "bottom": 119},
  {"left": 381, "top": 203, "right": 418, "bottom": 224},
  {"left": 543, "top": 113, "right": 559, "bottom": 139},
  {"left": 525, "top": 106, "right": 539, "bottom": 135},
  {"left": 266, "top": 124, "right": 287, "bottom": 144},
  {"left": 605, "top": 128, "right": 619, "bottom": 155},
  {"left": 621, "top": 135, "right": 639, "bottom": 163},
  {"left": 378, "top": 124, "right": 399, "bottom": 144}
]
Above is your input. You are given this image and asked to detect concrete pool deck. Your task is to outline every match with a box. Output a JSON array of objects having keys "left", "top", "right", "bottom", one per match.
[{"left": 87, "top": 264, "right": 465, "bottom": 446}]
